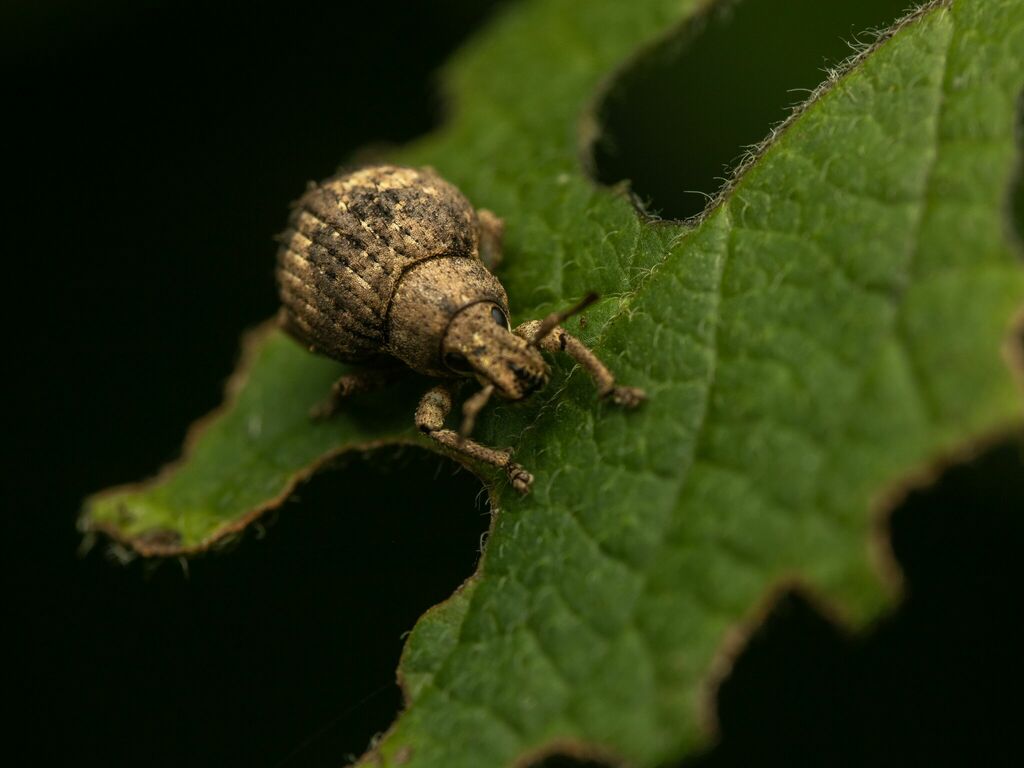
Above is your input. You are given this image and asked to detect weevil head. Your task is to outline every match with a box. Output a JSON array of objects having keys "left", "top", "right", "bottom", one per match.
[{"left": 442, "top": 302, "right": 549, "bottom": 400}]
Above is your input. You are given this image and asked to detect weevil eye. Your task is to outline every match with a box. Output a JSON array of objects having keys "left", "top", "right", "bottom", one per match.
[
  {"left": 491, "top": 306, "right": 510, "bottom": 330},
  {"left": 444, "top": 351, "right": 474, "bottom": 375}
]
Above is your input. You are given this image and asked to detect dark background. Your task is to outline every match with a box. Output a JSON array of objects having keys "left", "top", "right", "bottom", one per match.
[{"left": 6, "top": 0, "right": 1022, "bottom": 766}]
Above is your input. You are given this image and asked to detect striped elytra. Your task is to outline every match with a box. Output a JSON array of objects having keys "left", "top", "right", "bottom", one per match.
[{"left": 276, "top": 164, "right": 503, "bottom": 372}]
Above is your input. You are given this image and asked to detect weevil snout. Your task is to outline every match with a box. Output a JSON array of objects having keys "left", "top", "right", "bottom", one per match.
[{"left": 442, "top": 302, "right": 549, "bottom": 400}]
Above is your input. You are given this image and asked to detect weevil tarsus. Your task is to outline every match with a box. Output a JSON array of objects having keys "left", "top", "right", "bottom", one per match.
[{"left": 415, "top": 380, "right": 534, "bottom": 494}]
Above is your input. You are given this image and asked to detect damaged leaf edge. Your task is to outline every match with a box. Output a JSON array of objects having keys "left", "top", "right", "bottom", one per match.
[
  {"left": 78, "top": 320, "right": 424, "bottom": 557},
  {"left": 581, "top": 0, "right": 953, "bottom": 228}
]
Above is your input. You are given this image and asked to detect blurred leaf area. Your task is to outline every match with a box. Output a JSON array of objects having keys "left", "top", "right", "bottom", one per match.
[{"left": 7, "top": 0, "right": 1023, "bottom": 766}]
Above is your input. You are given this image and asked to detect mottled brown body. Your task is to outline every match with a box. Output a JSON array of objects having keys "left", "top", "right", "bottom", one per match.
[
  {"left": 278, "top": 166, "right": 489, "bottom": 365},
  {"left": 276, "top": 164, "right": 644, "bottom": 494}
]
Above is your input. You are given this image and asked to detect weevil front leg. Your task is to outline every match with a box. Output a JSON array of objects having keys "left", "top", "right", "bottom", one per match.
[
  {"left": 514, "top": 321, "right": 646, "bottom": 407},
  {"left": 415, "top": 380, "right": 534, "bottom": 494},
  {"left": 311, "top": 365, "right": 404, "bottom": 420}
]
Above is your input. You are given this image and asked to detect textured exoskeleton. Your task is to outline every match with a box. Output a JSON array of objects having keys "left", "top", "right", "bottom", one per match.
[{"left": 276, "top": 165, "right": 644, "bottom": 493}]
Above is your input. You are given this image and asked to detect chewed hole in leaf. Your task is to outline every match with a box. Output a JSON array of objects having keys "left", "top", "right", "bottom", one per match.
[
  {"left": 888, "top": 434, "right": 1024, "bottom": 596},
  {"left": 81, "top": 448, "right": 488, "bottom": 766},
  {"left": 689, "top": 590, "right": 855, "bottom": 766},
  {"left": 686, "top": 437, "right": 1024, "bottom": 767},
  {"left": 591, "top": 0, "right": 913, "bottom": 220}
]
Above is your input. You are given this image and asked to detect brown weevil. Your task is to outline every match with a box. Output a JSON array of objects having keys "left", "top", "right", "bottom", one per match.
[{"left": 276, "top": 165, "right": 645, "bottom": 494}]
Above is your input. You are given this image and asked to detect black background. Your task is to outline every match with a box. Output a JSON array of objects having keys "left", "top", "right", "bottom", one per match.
[{"left": 6, "top": 1, "right": 1022, "bottom": 766}]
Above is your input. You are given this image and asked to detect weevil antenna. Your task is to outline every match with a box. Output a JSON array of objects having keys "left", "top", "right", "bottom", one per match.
[
  {"left": 530, "top": 292, "right": 599, "bottom": 346},
  {"left": 460, "top": 384, "right": 496, "bottom": 439}
]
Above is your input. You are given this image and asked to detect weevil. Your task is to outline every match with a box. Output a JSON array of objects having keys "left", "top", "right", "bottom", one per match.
[{"left": 276, "top": 165, "right": 645, "bottom": 494}]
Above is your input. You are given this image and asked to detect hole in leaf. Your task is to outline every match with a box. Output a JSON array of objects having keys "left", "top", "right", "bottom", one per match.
[
  {"left": 48, "top": 449, "right": 489, "bottom": 767},
  {"left": 701, "top": 591, "right": 856, "bottom": 764},
  {"left": 888, "top": 435, "right": 1024, "bottom": 600},
  {"left": 592, "top": 0, "right": 913, "bottom": 220},
  {"left": 684, "top": 435, "right": 1024, "bottom": 767}
]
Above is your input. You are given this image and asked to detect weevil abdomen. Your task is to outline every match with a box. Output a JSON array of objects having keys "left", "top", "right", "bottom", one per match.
[{"left": 276, "top": 165, "right": 480, "bottom": 362}]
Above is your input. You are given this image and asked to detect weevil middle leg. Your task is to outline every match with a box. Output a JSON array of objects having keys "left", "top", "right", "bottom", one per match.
[{"left": 415, "top": 380, "right": 533, "bottom": 494}]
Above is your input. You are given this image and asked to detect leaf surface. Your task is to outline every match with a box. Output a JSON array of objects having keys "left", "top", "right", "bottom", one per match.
[{"left": 83, "top": 0, "right": 1024, "bottom": 764}]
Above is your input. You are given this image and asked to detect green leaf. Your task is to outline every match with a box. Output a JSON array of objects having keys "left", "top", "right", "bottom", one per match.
[{"left": 83, "top": 0, "right": 1024, "bottom": 765}]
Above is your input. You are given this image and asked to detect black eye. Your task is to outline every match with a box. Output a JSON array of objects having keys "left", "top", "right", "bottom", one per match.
[
  {"left": 444, "top": 352, "right": 474, "bottom": 375},
  {"left": 491, "top": 306, "right": 509, "bottom": 329}
]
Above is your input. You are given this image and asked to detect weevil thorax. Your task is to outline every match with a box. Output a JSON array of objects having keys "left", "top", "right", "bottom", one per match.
[
  {"left": 441, "top": 302, "right": 550, "bottom": 400},
  {"left": 386, "top": 256, "right": 538, "bottom": 392}
]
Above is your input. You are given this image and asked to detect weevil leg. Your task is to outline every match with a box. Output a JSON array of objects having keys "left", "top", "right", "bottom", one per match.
[
  {"left": 514, "top": 321, "right": 647, "bottom": 408},
  {"left": 477, "top": 209, "right": 505, "bottom": 271},
  {"left": 415, "top": 380, "right": 533, "bottom": 494},
  {"left": 311, "top": 365, "right": 405, "bottom": 420}
]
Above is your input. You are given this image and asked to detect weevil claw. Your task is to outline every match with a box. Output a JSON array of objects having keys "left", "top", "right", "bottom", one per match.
[
  {"left": 506, "top": 463, "right": 533, "bottom": 495},
  {"left": 609, "top": 385, "right": 647, "bottom": 409}
]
